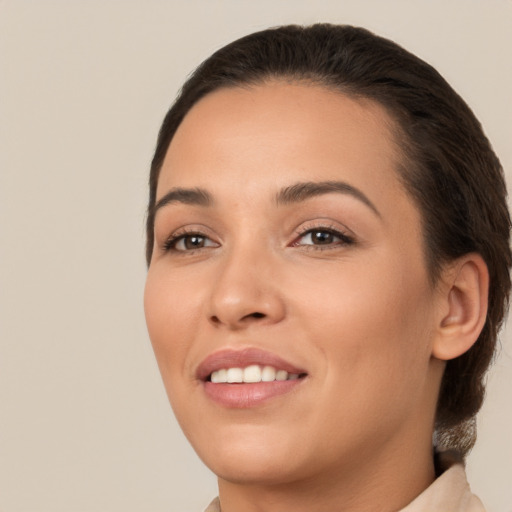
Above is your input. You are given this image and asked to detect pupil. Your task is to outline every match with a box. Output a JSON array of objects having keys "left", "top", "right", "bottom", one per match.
[
  {"left": 185, "top": 235, "right": 204, "bottom": 249},
  {"left": 313, "top": 231, "right": 332, "bottom": 244}
]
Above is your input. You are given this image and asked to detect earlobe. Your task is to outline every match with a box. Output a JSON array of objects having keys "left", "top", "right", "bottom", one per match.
[{"left": 432, "top": 254, "right": 489, "bottom": 361}]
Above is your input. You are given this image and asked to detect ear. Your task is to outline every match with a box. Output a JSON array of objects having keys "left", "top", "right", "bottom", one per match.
[{"left": 432, "top": 254, "right": 489, "bottom": 361}]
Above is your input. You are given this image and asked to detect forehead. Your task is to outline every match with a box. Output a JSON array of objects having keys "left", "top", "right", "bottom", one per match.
[{"left": 158, "top": 82, "right": 410, "bottom": 216}]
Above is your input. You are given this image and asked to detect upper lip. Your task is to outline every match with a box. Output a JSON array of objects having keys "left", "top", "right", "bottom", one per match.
[{"left": 196, "top": 347, "right": 307, "bottom": 381}]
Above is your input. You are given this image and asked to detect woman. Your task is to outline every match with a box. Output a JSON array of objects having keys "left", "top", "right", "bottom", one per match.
[{"left": 143, "top": 24, "right": 511, "bottom": 511}]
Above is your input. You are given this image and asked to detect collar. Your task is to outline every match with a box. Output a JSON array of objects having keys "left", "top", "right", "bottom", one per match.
[{"left": 401, "top": 451, "right": 485, "bottom": 512}]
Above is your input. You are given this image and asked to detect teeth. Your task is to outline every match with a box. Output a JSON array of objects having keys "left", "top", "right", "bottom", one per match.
[
  {"left": 211, "top": 368, "right": 227, "bottom": 383},
  {"left": 261, "top": 365, "right": 276, "bottom": 382},
  {"left": 226, "top": 368, "right": 244, "bottom": 383},
  {"left": 210, "top": 365, "right": 302, "bottom": 383},
  {"left": 275, "top": 369, "right": 288, "bottom": 381},
  {"left": 243, "top": 365, "right": 262, "bottom": 383}
]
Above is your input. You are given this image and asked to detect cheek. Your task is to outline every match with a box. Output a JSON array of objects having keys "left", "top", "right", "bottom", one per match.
[
  {"left": 144, "top": 266, "right": 203, "bottom": 380},
  {"left": 295, "top": 251, "right": 434, "bottom": 383},
  {"left": 296, "top": 258, "right": 435, "bottom": 449}
]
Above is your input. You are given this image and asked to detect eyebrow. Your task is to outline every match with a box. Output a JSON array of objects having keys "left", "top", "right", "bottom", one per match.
[
  {"left": 276, "top": 180, "right": 381, "bottom": 217},
  {"left": 153, "top": 180, "right": 380, "bottom": 218},
  {"left": 153, "top": 187, "right": 213, "bottom": 216}
]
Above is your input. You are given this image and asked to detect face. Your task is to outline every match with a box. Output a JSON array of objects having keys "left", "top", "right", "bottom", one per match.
[{"left": 144, "top": 83, "right": 443, "bottom": 486}]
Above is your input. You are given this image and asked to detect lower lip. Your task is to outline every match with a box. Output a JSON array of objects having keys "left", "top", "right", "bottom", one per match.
[{"left": 203, "top": 379, "right": 304, "bottom": 408}]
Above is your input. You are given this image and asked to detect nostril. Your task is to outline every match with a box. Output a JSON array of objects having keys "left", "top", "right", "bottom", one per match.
[{"left": 209, "top": 311, "right": 267, "bottom": 326}]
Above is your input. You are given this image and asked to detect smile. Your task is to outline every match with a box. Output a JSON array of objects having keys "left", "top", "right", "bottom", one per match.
[
  {"left": 197, "top": 348, "right": 308, "bottom": 408},
  {"left": 209, "top": 365, "right": 302, "bottom": 383}
]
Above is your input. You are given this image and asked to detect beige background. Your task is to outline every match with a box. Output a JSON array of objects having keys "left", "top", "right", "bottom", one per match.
[{"left": 1, "top": 1, "right": 511, "bottom": 511}]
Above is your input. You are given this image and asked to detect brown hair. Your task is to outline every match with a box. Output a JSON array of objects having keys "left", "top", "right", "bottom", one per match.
[{"left": 146, "top": 24, "right": 511, "bottom": 455}]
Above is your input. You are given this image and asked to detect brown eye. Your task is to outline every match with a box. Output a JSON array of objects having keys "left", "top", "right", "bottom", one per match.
[
  {"left": 295, "top": 228, "right": 354, "bottom": 248},
  {"left": 165, "top": 233, "right": 218, "bottom": 252},
  {"left": 182, "top": 235, "right": 206, "bottom": 250},
  {"left": 311, "top": 231, "right": 334, "bottom": 245}
]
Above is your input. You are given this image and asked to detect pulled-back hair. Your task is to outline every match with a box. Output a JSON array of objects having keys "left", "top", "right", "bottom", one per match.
[{"left": 146, "top": 24, "right": 511, "bottom": 455}]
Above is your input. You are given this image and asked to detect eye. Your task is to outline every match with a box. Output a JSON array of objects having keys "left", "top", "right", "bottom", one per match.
[
  {"left": 293, "top": 228, "right": 354, "bottom": 248},
  {"left": 164, "top": 232, "right": 219, "bottom": 252}
]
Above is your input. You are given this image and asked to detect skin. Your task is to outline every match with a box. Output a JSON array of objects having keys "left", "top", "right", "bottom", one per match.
[{"left": 144, "top": 82, "right": 481, "bottom": 511}]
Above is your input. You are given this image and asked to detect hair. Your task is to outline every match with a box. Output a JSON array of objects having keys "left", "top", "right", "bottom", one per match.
[{"left": 146, "top": 24, "right": 511, "bottom": 455}]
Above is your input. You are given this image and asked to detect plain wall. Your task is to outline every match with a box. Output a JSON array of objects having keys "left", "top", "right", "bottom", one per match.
[{"left": 1, "top": 1, "right": 511, "bottom": 511}]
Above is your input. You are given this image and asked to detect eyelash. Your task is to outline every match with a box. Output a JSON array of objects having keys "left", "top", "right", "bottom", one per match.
[
  {"left": 163, "top": 228, "right": 218, "bottom": 253},
  {"left": 162, "top": 225, "right": 355, "bottom": 254},
  {"left": 292, "top": 225, "right": 355, "bottom": 250}
]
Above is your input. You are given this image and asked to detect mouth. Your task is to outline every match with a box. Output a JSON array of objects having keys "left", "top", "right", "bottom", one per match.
[
  {"left": 197, "top": 348, "right": 308, "bottom": 408},
  {"left": 208, "top": 365, "right": 307, "bottom": 383}
]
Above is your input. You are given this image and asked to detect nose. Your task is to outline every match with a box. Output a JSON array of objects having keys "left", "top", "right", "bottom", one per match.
[{"left": 207, "top": 247, "right": 286, "bottom": 330}]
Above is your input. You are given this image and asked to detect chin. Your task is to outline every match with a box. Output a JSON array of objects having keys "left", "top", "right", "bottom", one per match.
[
  {"left": 208, "top": 453, "right": 306, "bottom": 487},
  {"left": 190, "top": 423, "right": 311, "bottom": 485},
  {"left": 214, "top": 462, "right": 289, "bottom": 486}
]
